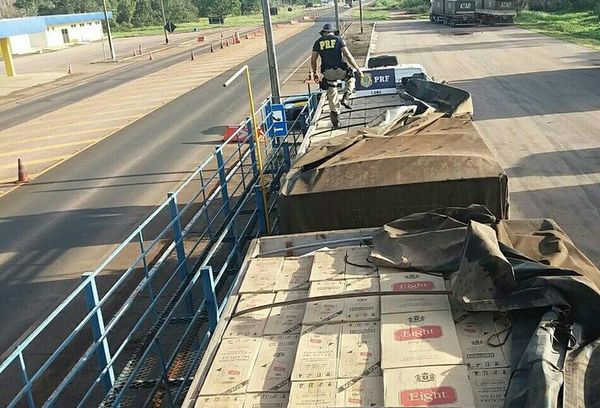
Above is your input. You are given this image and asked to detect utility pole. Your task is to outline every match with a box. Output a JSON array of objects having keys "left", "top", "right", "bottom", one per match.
[
  {"left": 159, "top": 0, "right": 169, "bottom": 44},
  {"left": 102, "top": 0, "right": 116, "bottom": 61},
  {"left": 359, "top": 0, "right": 364, "bottom": 34},
  {"left": 260, "top": 0, "right": 282, "bottom": 103},
  {"left": 334, "top": 0, "right": 340, "bottom": 31}
]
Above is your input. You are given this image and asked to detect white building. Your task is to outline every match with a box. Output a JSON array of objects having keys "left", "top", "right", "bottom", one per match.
[{"left": 2, "top": 12, "right": 112, "bottom": 55}]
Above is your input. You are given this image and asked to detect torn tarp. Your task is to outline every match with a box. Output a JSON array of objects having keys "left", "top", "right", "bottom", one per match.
[{"left": 370, "top": 206, "right": 600, "bottom": 407}]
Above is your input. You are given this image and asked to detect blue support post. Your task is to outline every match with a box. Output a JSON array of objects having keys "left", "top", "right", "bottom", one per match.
[
  {"left": 18, "top": 352, "right": 35, "bottom": 408},
  {"left": 201, "top": 266, "right": 219, "bottom": 332},
  {"left": 81, "top": 273, "right": 115, "bottom": 393},
  {"left": 168, "top": 193, "right": 188, "bottom": 280},
  {"left": 254, "top": 185, "right": 267, "bottom": 235},
  {"left": 215, "top": 150, "right": 231, "bottom": 216}
]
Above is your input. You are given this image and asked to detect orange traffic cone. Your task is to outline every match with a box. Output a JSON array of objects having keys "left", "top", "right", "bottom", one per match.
[{"left": 16, "top": 159, "right": 30, "bottom": 184}]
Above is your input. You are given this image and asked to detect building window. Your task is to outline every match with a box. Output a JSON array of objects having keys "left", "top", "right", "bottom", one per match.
[
  {"left": 71, "top": 24, "right": 76, "bottom": 28},
  {"left": 80, "top": 23, "right": 84, "bottom": 27},
  {"left": 88, "top": 22, "right": 92, "bottom": 26}
]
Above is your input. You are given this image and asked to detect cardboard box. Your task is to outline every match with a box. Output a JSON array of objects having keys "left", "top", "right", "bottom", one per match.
[
  {"left": 336, "top": 376, "right": 384, "bottom": 407},
  {"left": 291, "top": 323, "right": 340, "bottom": 381},
  {"left": 223, "top": 293, "right": 275, "bottom": 339},
  {"left": 199, "top": 338, "right": 261, "bottom": 395},
  {"left": 247, "top": 335, "right": 299, "bottom": 393},
  {"left": 310, "top": 249, "right": 346, "bottom": 281},
  {"left": 380, "top": 268, "right": 450, "bottom": 315},
  {"left": 288, "top": 380, "right": 337, "bottom": 408},
  {"left": 303, "top": 280, "right": 345, "bottom": 325},
  {"left": 492, "top": 314, "right": 512, "bottom": 366},
  {"left": 264, "top": 290, "right": 308, "bottom": 335},
  {"left": 239, "top": 258, "right": 284, "bottom": 293},
  {"left": 194, "top": 395, "right": 245, "bottom": 408},
  {"left": 338, "top": 321, "right": 381, "bottom": 379},
  {"left": 242, "top": 393, "right": 289, "bottom": 408},
  {"left": 379, "top": 270, "right": 446, "bottom": 293},
  {"left": 345, "top": 246, "right": 377, "bottom": 279},
  {"left": 468, "top": 368, "right": 510, "bottom": 408},
  {"left": 344, "top": 277, "right": 380, "bottom": 322},
  {"left": 381, "top": 311, "right": 463, "bottom": 369},
  {"left": 274, "top": 257, "right": 312, "bottom": 291},
  {"left": 382, "top": 294, "right": 451, "bottom": 315},
  {"left": 455, "top": 312, "right": 508, "bottom": 369},
  {"left": 384, "top": 365, "right": 476, "bottom": 407}
]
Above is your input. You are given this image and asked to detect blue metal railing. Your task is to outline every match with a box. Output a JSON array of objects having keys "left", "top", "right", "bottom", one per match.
[{"left": 0, "top": 92, "right": 320, "bottom": 407}]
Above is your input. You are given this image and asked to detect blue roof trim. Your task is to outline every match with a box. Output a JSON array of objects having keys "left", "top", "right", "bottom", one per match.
[
  {"left": 43, "top": 12, "right": 113, "bottom": 26},
  {"left": 0, "top": 12, "right": 112, "bottom": 38},
  {"left": 0, "top": 17, "right": 46, "bottom": 37}
]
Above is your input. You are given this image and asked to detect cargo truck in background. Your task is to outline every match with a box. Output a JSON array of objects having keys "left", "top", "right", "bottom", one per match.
[
  {"left": 431, "top": 0, "right": 517, "bottom": 26},
  {"left": 475, "top": 0, "right": 517, "bottom": 25},
  {"left": 430, "top": 0, "right": 477, "bottom": 26}
]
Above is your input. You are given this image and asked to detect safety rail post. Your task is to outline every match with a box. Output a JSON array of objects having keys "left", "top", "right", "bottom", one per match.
[
  {"left": 200, "top": 266, "right": 219, "bottom": 332},
  {"left": 168, "top": 192, "right": 194, "bottom": 316},
  {"left": 215, "top": 149, "right": 231, "bottom": 216},
  {"left": 18, "top": 352, "right": 35, "bottom": 408},
  {"left": 246, "top": 118, "right": 259, "bottom": 179},
  {"left": 81, "top": 273, "right": 115, "bottom": 393},
  {"left": 168, "top": 193, "right": 188, "bottom": 280},
  {"left": 253, "top": 185, "right": 267, "bottom": 235},
  {"left": 282, "top": 138, "right": 291, "bottom": 171}
]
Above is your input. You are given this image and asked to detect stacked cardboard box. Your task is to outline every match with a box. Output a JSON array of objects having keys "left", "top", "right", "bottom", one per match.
[
  {"left": 379, "top": 269, "right": 450, "bottom": 314},
  {"left": 264, "top": 290, "right": 308, "bottom": 335},
  {"left": 239, "top": 258, "right": 284, "bottom": 294},
  {"left": 303, "top": 278, "right": 379, "bottom": 324},
  {"left": 274, "top": 257, "right": 312, "bottom": 291},
  {"left": 198, "top": 246, "right": 512, "bottom": 407},
  {"left": 223, "top": 293, "right": 275, "bottom": 339},
  {"left": 451, "top": 301, "right": 512, "bottom": 407},
  {"left": 195, "top": 393, "right": 289, "bottom": 408},
  {"left": 310, "top": 246, "right": 377, "bottom": 282}
]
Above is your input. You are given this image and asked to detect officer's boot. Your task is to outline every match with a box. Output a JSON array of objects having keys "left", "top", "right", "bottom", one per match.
[{"left": 330, "top": 111, "right": 340, "bottom": 129}]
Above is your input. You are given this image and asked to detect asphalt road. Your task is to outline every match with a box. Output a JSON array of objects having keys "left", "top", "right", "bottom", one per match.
[
  {"left": 0, "top": 27, "right": 252, "bottom": 131},
  {"left": 375, "top": 20, "right": 600, "bottom": 267},
  {"left": 0, "top": 16, "right": 331, "bottom": 355}
]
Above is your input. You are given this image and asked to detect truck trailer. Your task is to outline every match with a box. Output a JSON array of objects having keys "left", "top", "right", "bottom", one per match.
[
  {"left": 475, "top": 0, "right": 517, "bottom": 25},
  {"left": 430, "top": 0, "right": 477, "bottom": 26}
]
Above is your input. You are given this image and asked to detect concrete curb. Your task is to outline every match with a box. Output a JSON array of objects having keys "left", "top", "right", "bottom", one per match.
[{"left": 364, "top": 21, "right": 377, "bottom": 68}]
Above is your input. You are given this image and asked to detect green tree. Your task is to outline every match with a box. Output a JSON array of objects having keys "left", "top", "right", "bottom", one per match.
[
  {"left": 116, "top": 0, "right": 136, "bottom": 23},
  {"left": 164, "top": 0, "right": 197, "bottom": 22},
  {"left": 132, "top": 0, "right": 155, "bottom": 25},
  {"left": 195, "top": 0, "right": 241, "bottom": 16},
  {"left": 240, "top": 0, "right": 260, "bottom": 14}
]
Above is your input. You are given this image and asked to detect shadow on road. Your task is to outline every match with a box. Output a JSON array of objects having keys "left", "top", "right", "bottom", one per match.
[
  {"left": 452, "top": 67, "right": 600, "bottom": 120},
  {"left": 508, "top": 147, "right": 600, "bottom": 177}
]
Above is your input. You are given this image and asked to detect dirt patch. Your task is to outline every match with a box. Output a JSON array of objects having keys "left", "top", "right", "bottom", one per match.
[{"left": 344, "top": 22, "right": 375, "bottom": 67}]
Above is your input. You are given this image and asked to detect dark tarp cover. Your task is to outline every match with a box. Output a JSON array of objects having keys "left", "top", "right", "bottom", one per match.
[
  {"left": 279, "top": 116, "right": 509, "bottom": 233},
  {"left": 370, "top": 206, "right": 600, "bottom": 407}
]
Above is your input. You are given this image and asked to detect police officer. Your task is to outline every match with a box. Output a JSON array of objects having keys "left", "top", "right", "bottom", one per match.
[{"left": 310, "top": 23, "right": 363, "bottom": 128}]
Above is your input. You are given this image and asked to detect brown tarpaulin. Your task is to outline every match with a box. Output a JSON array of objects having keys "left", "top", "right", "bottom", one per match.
[{"left": 279, "top": 117, "right": 509, "bottom": 233}]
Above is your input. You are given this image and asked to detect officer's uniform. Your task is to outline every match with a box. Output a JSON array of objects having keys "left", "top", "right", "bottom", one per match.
[{"left": 312, "top": 32, "right": 356, "bottom": 116}]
